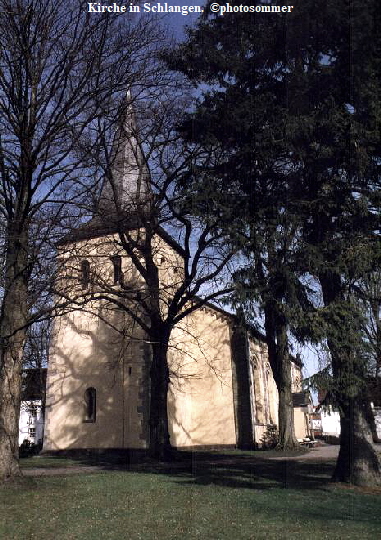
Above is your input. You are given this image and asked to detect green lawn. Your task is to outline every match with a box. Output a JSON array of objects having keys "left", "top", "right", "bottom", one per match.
[
  {"left": 20, "top": 456, "right": 81, "bottom": 469},
  {"left": 0, "top": 452, "right": 380, "bottom": 539}
]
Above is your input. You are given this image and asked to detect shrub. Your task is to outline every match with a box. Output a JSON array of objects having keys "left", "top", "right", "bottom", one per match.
[
  {"left": 260, "top": 424, "right": 279, "bottom": 449},
  {"left": 19, "top": 439, "right": 42, "bottom": 457}
]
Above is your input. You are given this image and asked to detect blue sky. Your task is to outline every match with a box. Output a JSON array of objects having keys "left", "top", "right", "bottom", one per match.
[{"left": 155, "top": 0, "right": 205, "bottom": 39}]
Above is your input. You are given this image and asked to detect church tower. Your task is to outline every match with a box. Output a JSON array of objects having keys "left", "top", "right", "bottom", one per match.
[{"left": 43, "top": 93, "right": 156, "bottom": 451}]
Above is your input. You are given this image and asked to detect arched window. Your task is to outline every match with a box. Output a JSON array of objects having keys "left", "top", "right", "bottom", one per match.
[
  {"left": 81, "top": 260, "right": 90, "bottom": 289},
  {"left": 84, "top": 387, "right": 96, "bottom": 423},
  {"left": 110, "top": 255, "right": 123, "bottom": 285}
]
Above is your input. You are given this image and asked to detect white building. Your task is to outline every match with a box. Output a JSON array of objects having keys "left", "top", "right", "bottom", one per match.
[
  {"left": 320, "top": 406, "right": 341, "bottom": 438},
  {"left": 19, "top": 369, "right": 46, "bottom": 445},
  {"left": 19, "top": 401, "right": 44, "bottom": 445}
]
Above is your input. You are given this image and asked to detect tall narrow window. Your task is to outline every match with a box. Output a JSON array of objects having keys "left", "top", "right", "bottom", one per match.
[
  {"left": 81, "top": 260, "right": 90, "bottom": 289},
  {"left": 110, "top": 255, "right": 123, "bottom": 285},
  {"left": 84, "top": 387, "right": 96, "bottom": 423}
]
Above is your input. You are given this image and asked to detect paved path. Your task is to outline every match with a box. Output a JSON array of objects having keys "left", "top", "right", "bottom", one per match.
[{"left": 268, "top": 444, "right": 340, "bottom": 461}]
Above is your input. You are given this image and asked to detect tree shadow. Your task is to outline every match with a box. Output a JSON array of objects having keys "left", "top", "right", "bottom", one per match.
[{"left": 40, "top": 448, "right": 338, "bottom": 491}]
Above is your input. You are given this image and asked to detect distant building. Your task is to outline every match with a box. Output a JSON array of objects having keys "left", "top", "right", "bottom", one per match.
[
  {"left": 309, "top": 408, "right": 323, "bottom": 438},
  {"left": 19, "top": 369, "right": 47, "bottom": 445},
  {"left": 316, "top": 379, "right": 381, "bottom": 441},
  {"left": 319, "top": 406, "right": 341, "bottom": 438},
  {"left": 292, "top": 390, "right": 313, "bottom": 440}
]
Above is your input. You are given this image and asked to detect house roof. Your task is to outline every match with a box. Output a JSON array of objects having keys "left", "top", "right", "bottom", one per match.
[{"left": 292, "top": 391, "right": 311, "bottom": 408}]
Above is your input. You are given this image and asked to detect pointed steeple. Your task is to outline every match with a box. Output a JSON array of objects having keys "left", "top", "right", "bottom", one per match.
[{"left": 98, "top": 91, "right": 151, "bottom": 216}]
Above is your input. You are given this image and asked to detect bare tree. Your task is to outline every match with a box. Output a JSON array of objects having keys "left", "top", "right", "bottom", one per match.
[
  {"left": 57, "top": 94, "right": 237, "bottom": 459},
  {"left": 0, "top": 0, "right": 167, "bottom": 480}
]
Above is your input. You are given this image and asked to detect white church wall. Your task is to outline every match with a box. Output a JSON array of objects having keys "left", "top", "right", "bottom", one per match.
[
  {"left": 249, "top": 342, "right": 279, "bottom": 445},
  {"left": 44, "top": 232, "right": 240, "bottom": 451},
  {"left": 168, "top": 306, "right": 237, "bottom": 447},
  {"left": 43, "top": 304, "right": 150, "bottom": 451},
  {"left": 44, "top": 228, "right": 303, "bottom": 451}
]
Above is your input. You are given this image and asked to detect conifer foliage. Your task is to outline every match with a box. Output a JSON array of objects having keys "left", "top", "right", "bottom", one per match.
[{"left": 167, "top": 0, "right": 381, "bottom": 484}]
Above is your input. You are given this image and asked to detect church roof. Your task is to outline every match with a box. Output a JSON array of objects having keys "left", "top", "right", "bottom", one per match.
[
  {"left": 57, "top": 214, "right": 142, "bottom": 244},
  {"left": 58, "top": 91, "right": 185, "bottom": 259},
  {"left": 59, "top": 91, "right": 150, "bottom": 243},
  {"left": 57, "top": 214, "right": 186, "bottom": 258},
  {"left": 98, "top": 91, "right": 151, "bottom": 215}
]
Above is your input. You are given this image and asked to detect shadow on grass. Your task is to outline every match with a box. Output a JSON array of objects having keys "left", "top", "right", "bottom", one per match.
[
  {"left": 17, "top": 449, "right": 381, "bottom": 535},
  {"left": 26, "top": 448, "right": 338, "bottom": 491}
]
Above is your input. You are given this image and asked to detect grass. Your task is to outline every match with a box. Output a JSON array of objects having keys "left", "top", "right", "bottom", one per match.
[
  {"left": 20, "top": 456, "right": 81, "bottom": 469},
  {"left": 0, "top": 450, "right": 380, "bottom": 539}
]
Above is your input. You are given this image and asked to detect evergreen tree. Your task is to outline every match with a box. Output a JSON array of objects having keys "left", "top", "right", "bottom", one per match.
[
  {"left": 167, "top": 0, "right": 381, "bottom": 484},
  {"left": 166, "top": 2, "right": 311, "bottom": 449}
]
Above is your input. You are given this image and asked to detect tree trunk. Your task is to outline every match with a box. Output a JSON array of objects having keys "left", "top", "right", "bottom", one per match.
[
  {"left": 274, "top": 325, "right": 299, "bottom": 450},
  {"left": 149, "top": 336, "right": 173, "bottom": 460},
  {"left": 264, "top": 307, "right": 299, "bottom": 450},
  {"left": 0, "top": 227, "right": 29, "bottom": 481},
  {"left": 0, "top": 347, "right": 23, "bottom": 480},
  {"left": 277, "top": 384, "right": 298, "bottom": 450},
  {"left": 333, "top": 398, "right": 381, "bottom": 486},
  {"left": 320, "top": 271, "right": 381, "bottom": 486}
]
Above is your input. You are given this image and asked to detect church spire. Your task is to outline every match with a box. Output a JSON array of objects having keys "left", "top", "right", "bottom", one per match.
[{"left": 98, "top": 91, "right": 151, "bottom": 216}]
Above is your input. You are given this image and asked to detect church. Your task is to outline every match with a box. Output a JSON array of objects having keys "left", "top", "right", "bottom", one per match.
[{"left": 43, "top": 99, "right": 307, "bottom": 453}]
